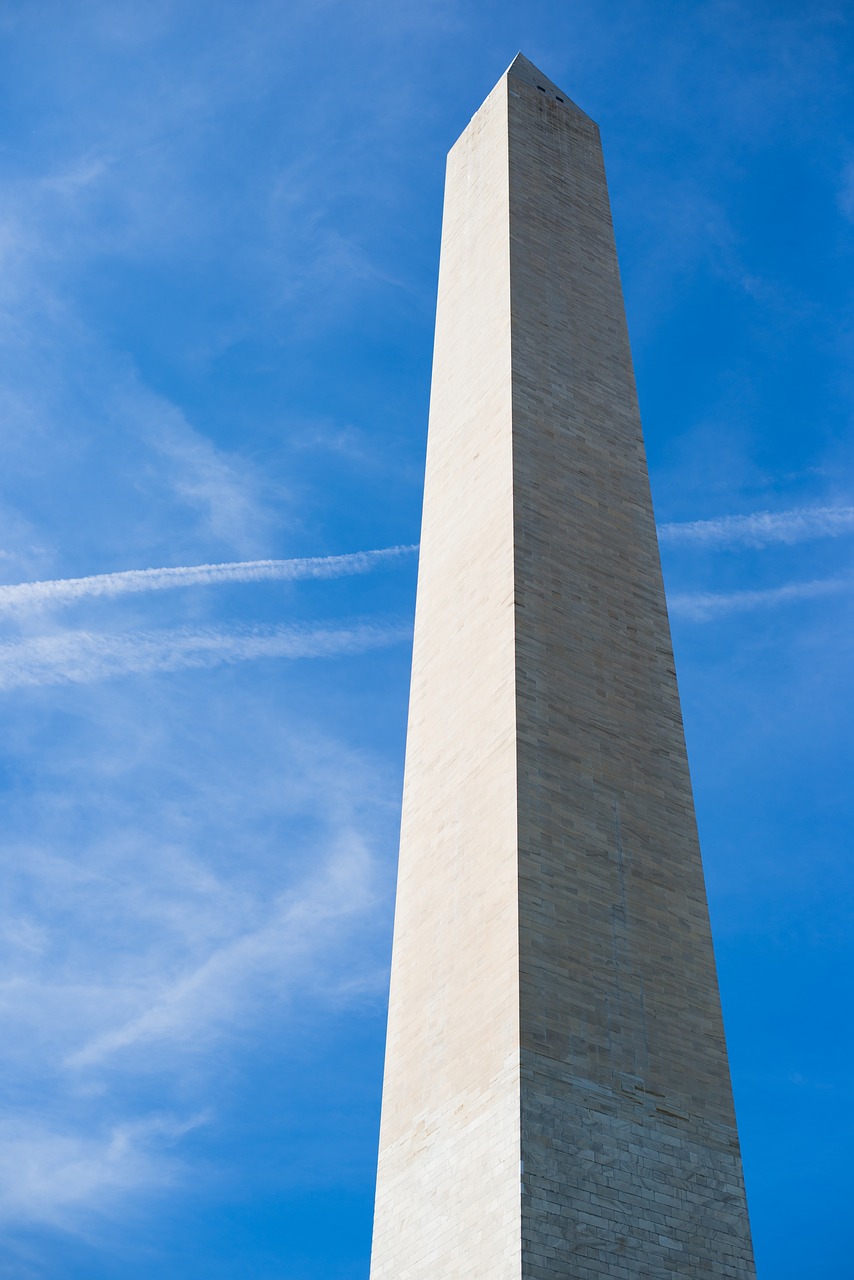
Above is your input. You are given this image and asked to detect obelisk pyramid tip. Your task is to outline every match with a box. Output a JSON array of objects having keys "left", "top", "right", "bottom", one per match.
[{"left": 505, "top": 52, "right": 592, "bottom": 122}]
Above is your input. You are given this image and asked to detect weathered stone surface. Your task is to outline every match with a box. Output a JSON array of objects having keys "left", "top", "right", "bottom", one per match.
[{"left": 370, "top": 53, "right": 756, "bottom": 1279}]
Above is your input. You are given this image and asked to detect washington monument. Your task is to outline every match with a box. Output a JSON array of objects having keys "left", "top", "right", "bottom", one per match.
[{"left": 370, "top": 54, "right": 755, "bottom": 1278}]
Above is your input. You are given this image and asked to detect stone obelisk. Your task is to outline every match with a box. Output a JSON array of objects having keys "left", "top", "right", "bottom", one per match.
[{"left": 370, "top": 54, "right": 755, "bottom": 1278}]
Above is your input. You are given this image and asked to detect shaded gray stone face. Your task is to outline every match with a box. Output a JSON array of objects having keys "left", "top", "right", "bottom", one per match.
[{"left": 370, "top": 53, "right": 756, "bottom": 1279}]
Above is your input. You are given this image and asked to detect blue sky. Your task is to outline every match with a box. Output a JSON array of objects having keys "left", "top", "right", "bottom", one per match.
[{"left": 0, "top": 1, "right": 851, "bottom": 1276}]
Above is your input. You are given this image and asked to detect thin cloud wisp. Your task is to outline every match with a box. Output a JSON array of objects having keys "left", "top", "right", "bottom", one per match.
[
  {"left": 0, "top": 621, "right": 411, "bottom": 690},
  {"left": 668, "top": 576, "right": 846, "bottom": 621}
]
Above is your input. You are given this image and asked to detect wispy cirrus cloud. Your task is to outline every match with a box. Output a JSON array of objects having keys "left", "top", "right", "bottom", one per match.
[
  {"left": 66, "top": 836, "right": 378, "bottom": 1069},
  {"left": 669, "top": 575, "right": 847, "bottom": 621},
  {"left": 0, "top": 675, "right": 398, "bottom": 1235},
  {"left": 0, "top": 618, "right": 409, "bottom": 691},
  {"left": 0, "top": 545, "right": 416, "bottom": 612},
  {"left": 658, "top": 504, "right": 854, "bottom": 549},
  {"left": 0, "top": 1112, "right": 205, "bottom": 1229}
]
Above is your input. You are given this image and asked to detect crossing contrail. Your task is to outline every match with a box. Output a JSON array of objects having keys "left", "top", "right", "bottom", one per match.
[
  {"left": 0, "top": 545, "right": 417, "bottom": 612},
  {"left": 658, "top": 505, "right": 854, "bottom": 548}
]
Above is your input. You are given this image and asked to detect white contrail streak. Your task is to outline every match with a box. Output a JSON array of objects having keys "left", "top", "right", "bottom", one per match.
[
  {"left": 0, "top": 621, "right": 410, "bottom": 690},
  {"left": 658, "top": 505, "right": 854, "bottom": 548},
  {"left": 668, "top": 576, "right": 846, "bottom": 621},
  {"left": 0, "top": 545, "right": 417, "bottom": 612}
]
